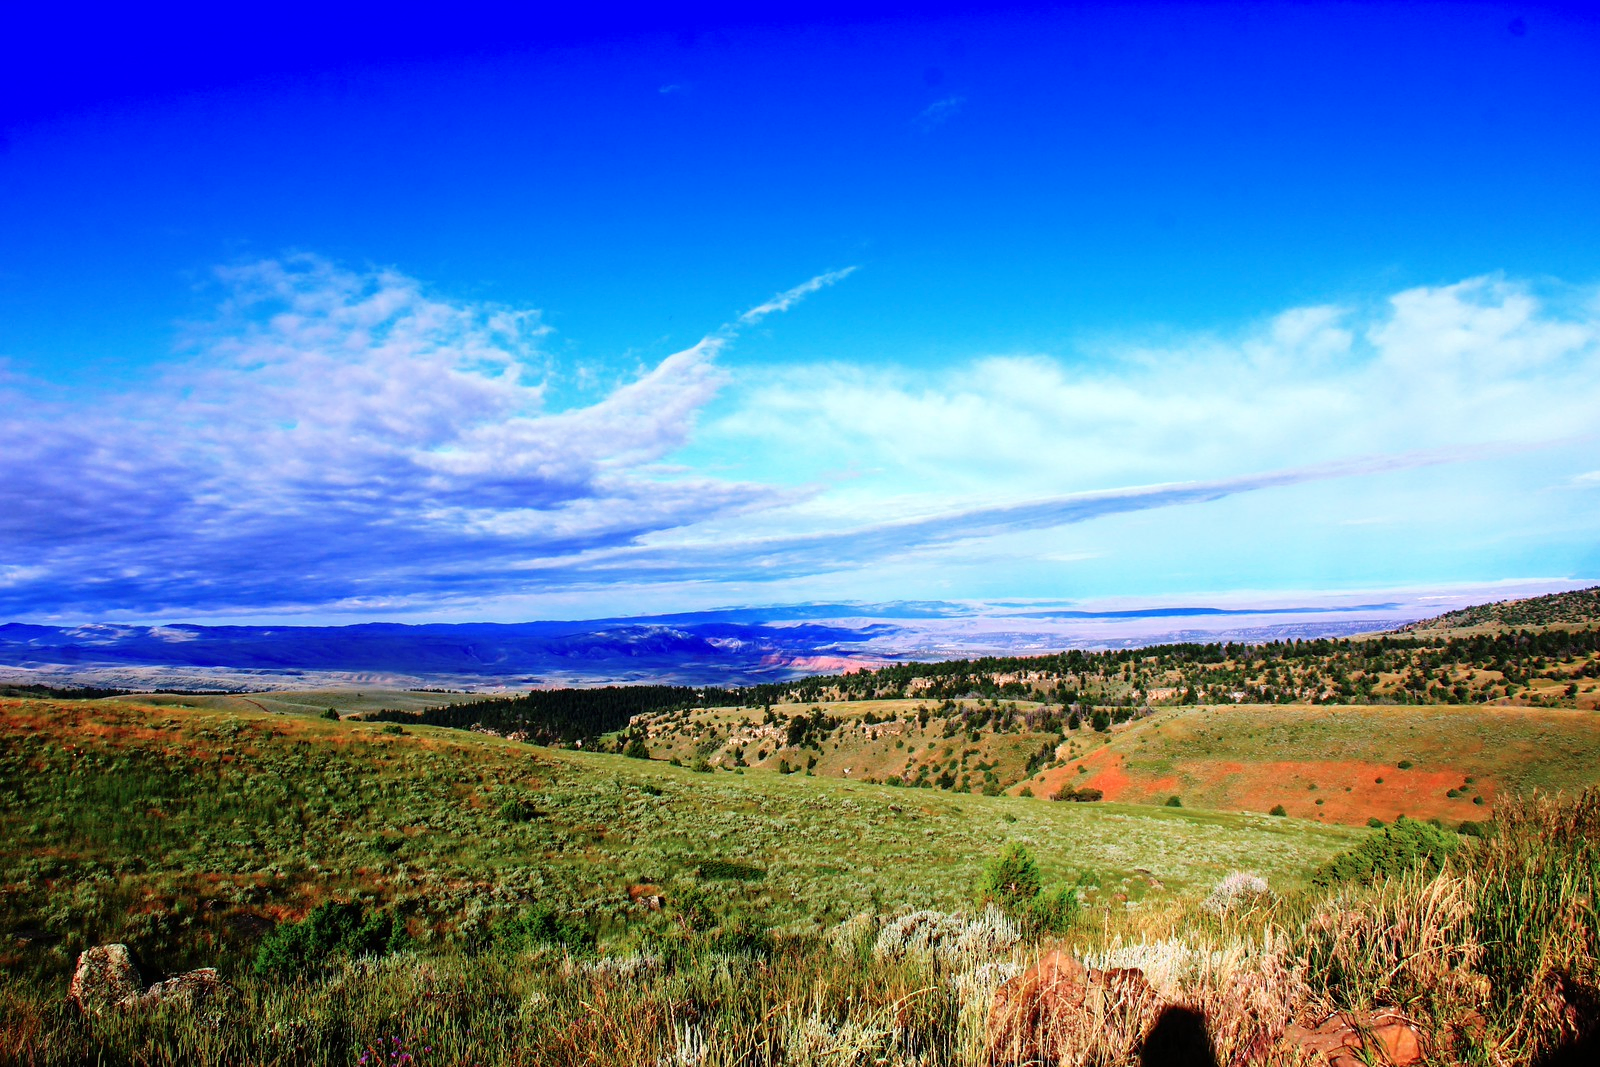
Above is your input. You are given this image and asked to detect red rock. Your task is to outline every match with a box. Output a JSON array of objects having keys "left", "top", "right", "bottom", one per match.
[
  {"left": 988, "top": 952, "right": 1160, "bottom": 1065},
  {"left": 1282, "top": 1011, "right": 1425, "bottom": 1067}
]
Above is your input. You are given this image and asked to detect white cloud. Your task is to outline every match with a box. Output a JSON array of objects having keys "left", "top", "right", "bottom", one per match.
[
  {"left": 916, "top": 95, "right": 966, "bottom": 130},
  {"left": 0, "top": 256, "right": 784, "bottom": 616},
  {"left": 4, "top": 266, "right": 1594, "bottom": 620},
  {"left": 710, "top": 275, "right": 1600, "bottom": 524},
  {"left": 738, "top": 267, "right": 858, "bottom": 326}
]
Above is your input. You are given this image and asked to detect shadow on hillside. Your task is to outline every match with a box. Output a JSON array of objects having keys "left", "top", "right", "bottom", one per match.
[{"left": 1139, "top": 1006, "right": 1218, "bottom": 1067}]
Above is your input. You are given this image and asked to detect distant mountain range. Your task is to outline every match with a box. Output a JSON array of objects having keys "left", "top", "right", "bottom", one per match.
[
  {"left": 0, "top": 584, "right": 1589, "bottom": 690},
  {"left": 0, "top": 617, "right": 891, "bottom": 689}
]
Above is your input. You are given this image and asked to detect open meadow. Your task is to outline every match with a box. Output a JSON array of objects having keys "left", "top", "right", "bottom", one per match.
[
  {"left": 4, "top": 683, "right": 1600, "bottom": 1065},
  {"left": 4, "top": 594, "right": 1600, "bottom": 1064},
  {"left": 634, "top": 695, "right": 1600, "bottom": 827}
]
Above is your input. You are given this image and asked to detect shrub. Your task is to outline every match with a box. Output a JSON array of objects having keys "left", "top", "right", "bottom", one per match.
[
  {"left": 486, "top": 905, "right": 594, "bottom": 954},
  {"left": 976, "top": 843, "right": 1082, "bottom": 937},
  {"left": 622, "top": 736, "right": 650, "bottom": 760},
  {"left": 1024, "top": 884, "right": 1081, "bottom": 935},
  {"left": 827, "top": 912, "right": 880, "bottom": 960},
  {"left": 690, "top": 756, "right": 713, "bottom": 773},
  {"left": 1165, "top": 796, "right": 1182, "bottom": 808},
  {"left": 1201, "top": 871, "right": 1269, "bottom": 915},
  {"left": 1366, "top": 816, "right": 1385, "bottom": 828},
  {"left": 498, "top": 796, "right": 540, "bottom": 823},
  {"left": 1270, "top": 804, "right": 1288, "bottom": 816},
  {"left": 695, "top": 859, "right": 766, "bottom": 882},
  {"left": 253, "top": 901, "right": 407, "bottom": 976},
  {"left": 872, "top": 908, "right": 1020, "bottom": 963},
  {"left": 1023, "top": 742, "right": 1057, "bottom": 776},
  {"left": 381, "top": 724, "right": 405, "bottom": 735},
  {"left": 977, "top": 843, "right": 1042, "bottom": 910},
  {"left": 1053, "top": 785, "right": 1102, "bottom": 802},
  {"left": 1398, "top": 759, "right": 1413, "bottom": 769},
  {"left": 1311, "top": 815, "right": 1458, "bottom": 888},
  {"left": 321, "top": 708, "right": 340, "bottom": 721},
  {"left": 670, "top": 885, "right": 717, "bottom": 932}
]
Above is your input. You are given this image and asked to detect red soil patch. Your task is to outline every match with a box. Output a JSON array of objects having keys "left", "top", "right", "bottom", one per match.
[
  {"left": 1144, "top": 775, "right": 1181, "bottom": 796},
  {"left": 1027, "top": 746, "right": 1134, "bottom": 801},
  {"left": 1197, "top": 759, "right": 1487, "bottom": 824},
  {"left": 1080, "top": 756, "right": 1132, "bottom": 800},
  {"left": 1018, "top": 742, "right": 1491, "bottom": 826}
]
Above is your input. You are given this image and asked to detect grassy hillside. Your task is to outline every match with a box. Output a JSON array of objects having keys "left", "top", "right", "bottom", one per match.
[
  {"left": 1398, "top": 585, "right": 1600, "bottom": 633},
  {"left": 3, "top": 695, "right": 1597, "bottom": 1066},
  {"left": 0, "top": 696, "right": 1357, "bottom": 979},
  {"left": 1018, "top": 702, "right": 1600, "bottom": 823},
  {"left": 709, "top": 594, "right": 1600, "bottom": 710},
  {"left": 630, "top": 694, "right": 1600, "bottom": 828},
  {"left": 589, "top": 591, "right": 1600, "bottom": 831},
  {"left": 637, "top": 698, "right": 1066, "bottom": 793},
  {"left": 5, "top": 587, "right": 1600, "bottom": 1063},
  {"left": 131, "top": 687, "right": 491, "bottom": 718}
]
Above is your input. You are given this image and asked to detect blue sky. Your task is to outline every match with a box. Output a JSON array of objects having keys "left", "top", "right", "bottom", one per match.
[{"left": 1, "top": 2, "right": 1597, "bottom": 622}]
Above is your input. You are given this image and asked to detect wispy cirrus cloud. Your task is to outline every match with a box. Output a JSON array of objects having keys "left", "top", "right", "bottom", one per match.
[
  {"left": 0, "top": 256, "right": 816, "bottom": 618},
  {"left": 480, "top": 441, "right": 1545, "bottom": 591},
  {"left": 916, "top": 95, "right": 966, "bottom": 131},
  {"left": 2, "top": 265, "right": 1594, "bottom": 621},
  {"left": 737, "top": 268, "right": 858, "bottom": 326}
]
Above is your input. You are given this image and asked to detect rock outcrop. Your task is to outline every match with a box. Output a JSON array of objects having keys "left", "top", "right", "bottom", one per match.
[
  {"left": 68, "top": 945, "right": 237, "bottom": 1020},
  {"left": 1282, "top": 1011, "right": 1426, "bottom": 1067},
  {"left": 140, "top": 967, "right": 235, "bottom": 1014},
  {"left": 67, "top": 944, "right": 143, "bottom": 1014},
  {"left": 987, "top": 950, "right": 1160, "bottom": 1065},
  {"left": 986, "top": 948, "right": 1424, "bottom": 1067},
  {"left": 627, "top": 884, "right": 666, "bottom": 910}
]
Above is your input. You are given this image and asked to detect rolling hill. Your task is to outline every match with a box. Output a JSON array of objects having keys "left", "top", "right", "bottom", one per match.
[
  {"left": 4, "top": 583, "right": 1599, "bottom": 1063},
  {"left": 616, "top": 587, "right": 1600, "bottom": 827}
]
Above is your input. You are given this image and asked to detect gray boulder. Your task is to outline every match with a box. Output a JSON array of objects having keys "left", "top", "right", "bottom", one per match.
[
  {"left": 68, "top": 945, "right": 237, "bottom": 1020},
  {"left": 67, "top": 944, "right": 142, "bottom": 1014}
]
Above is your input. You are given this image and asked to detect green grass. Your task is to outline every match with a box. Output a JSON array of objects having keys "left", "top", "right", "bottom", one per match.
[
  {"left": 1100, "top": 701, "right": 1600, "bottom": 794},
  {"left": 4, "top": 695, "right": 1597, "bottom": 1066},
  {"left": 1401, "top": 585, "right": 1600, "bottom": 633},
  {"left": 130, "top": 687, "right": 490, "bottom": 718},
  {"left": 633, "top": 696, "right": 1600, "bottom": 828},
  {"left": 0, "top": 697, "right": 1356, "bottom": 979}
]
